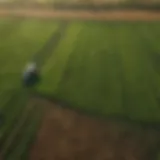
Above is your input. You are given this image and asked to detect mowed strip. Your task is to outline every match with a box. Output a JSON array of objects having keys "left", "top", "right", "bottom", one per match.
[
  {"left": 38, "top": 22, "right": 160, "bottom": 122},
  {"left": 112, "top": 22, "right": 160, "bottom": 122},
  {"left": 56, "top": 22, "right": 123, "bottom": 114},
  {"left": 38, "top": 22, "right": 83, "bottom": 94}
]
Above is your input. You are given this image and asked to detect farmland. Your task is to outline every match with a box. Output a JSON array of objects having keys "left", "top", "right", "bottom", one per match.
[
  {"left": 0, "top": 17, "right": 160, "bottom": 159},
  {"left": 38, "top": 21, "right": 160, "bottom": 123}
]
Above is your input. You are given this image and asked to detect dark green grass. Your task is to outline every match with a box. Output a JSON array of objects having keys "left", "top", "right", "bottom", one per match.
[
  {"left": 0, "top": 90, "right": 28, "bottom": 140},
  {"left": 4, "top": 105, "right": 44, "bottom": 160},
  {"left": 39, "top": 21, "right": 160, "bottom": 123},
  {"left": 158, "top": 153, "right": 160, "bottom": 160}
]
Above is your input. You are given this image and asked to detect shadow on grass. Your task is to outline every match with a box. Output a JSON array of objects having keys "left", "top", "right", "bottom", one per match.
[{"left": 32, "top": 21, "right": 69, "bottom": 69}]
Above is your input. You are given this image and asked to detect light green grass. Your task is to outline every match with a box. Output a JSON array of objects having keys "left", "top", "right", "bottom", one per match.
[
  {"left": 38, "top": 22, "right": 83, "bottom": 93},
  {"left": 39, "top": 21, "right": 160, "bottom": 123}
]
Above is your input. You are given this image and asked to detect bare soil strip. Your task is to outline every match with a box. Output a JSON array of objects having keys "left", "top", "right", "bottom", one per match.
[
  {"left": 29, "top": 97, "right": 160, "bottom": 160},
  {"left": 0, "top": 9, "right": 160, "bottom": 21}
]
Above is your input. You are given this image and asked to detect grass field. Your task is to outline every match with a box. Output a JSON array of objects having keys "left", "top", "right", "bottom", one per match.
[
  {"left": 0, "top": 18, "right": 160, "bottom": 158},
  {"left": 38, "top": 21, "right": 160, "bottom": 123}
]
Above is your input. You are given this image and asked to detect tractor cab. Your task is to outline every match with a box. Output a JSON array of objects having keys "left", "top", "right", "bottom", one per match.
[{"left": 23, "top": 62, "right": 40, "bottom": 87}]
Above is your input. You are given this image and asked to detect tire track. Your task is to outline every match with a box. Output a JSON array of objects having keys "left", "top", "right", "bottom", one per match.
[
  {"left": 4, "top": 105, "right": 45, "bottom": 160},
  {"left": 0, "top": 95, "right": 35, "bottom": 159}
]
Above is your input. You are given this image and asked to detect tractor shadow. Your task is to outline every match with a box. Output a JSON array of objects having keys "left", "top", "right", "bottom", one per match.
[{"left": 33, "top": 22, "right": 68, "bottom": 69}]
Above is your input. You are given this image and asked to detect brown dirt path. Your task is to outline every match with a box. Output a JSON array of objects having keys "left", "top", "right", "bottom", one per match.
[
  {"left": 29, "top": 97, "right": 160, "bottom": 160},
  {"left": 0, "top": 9, "right": 160, "bottom": 21}
]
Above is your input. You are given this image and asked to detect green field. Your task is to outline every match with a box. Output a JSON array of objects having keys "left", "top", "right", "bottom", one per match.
[
  {"left": 0, "top": 18, "right": 160, "bottom": 158},
  {"left": 39, "top": 21, "right": 160, "bottom": 122}
]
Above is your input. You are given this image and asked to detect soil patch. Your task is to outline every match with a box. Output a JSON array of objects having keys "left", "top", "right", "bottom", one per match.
[
  {"left": 0, "top": 9, "right": 160, "bottom": 21},
  {"left": 29, "top": 97, "right": 160, "bottom": 160}
]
